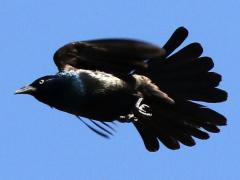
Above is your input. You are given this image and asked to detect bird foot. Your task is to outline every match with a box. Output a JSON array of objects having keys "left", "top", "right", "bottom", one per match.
[
  {"left": 134, "top": 97, "right": 152, "bottom": 117},
  {"left": 118, "top": 97, "right": 152, "bottom": 122},
  {"left": 119, "top": 113, "right": 138, "bottom": 122}
]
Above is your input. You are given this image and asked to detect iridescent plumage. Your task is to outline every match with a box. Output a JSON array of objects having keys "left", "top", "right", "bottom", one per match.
[{"left": 16, "top": 27, "right": 227, "bottom": 152}]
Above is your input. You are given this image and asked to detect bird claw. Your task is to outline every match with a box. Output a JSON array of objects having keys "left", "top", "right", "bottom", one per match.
[
  {"left": 119, "top": 113, "right": 138, "bottom": 122},
  {"left": 118, "top": 98, "right": 152, "bottom": 122},
  {"left": 135, "top": 97, "right": 152, "bottom": 117}
]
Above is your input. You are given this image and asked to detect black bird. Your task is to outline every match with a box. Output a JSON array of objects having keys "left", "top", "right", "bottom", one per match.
[{"left": 15, "top": 27, "right": 227, "bottom": 152}]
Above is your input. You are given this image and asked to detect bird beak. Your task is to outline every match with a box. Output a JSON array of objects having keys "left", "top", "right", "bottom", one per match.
[{"left": 15, "top": 85, "right": 36, "bottom": 95}]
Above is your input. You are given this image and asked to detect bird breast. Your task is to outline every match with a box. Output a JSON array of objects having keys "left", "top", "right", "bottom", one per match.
[{"left": 56, "top": 70, "right": 136, "bottom": 120}]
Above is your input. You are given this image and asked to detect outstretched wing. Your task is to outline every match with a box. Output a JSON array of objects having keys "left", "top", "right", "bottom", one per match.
[
  {"left": 53, "top": 39, "right": 166, "bottom": 74},
  {"left": 133, "top": 27, "right": 228, "bottom": 151},
  {"left": 145, "top": 27, "right": 227, "bottom": 103}
]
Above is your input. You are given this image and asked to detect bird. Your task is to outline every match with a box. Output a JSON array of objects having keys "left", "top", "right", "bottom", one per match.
[{"left": 15, "top": 27, "right": 227, "bottom": 152}]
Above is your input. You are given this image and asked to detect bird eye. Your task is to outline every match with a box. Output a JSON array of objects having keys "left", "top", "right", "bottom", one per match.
[{"left": 39, "top": 79, "right": 45, "bottom": 84}]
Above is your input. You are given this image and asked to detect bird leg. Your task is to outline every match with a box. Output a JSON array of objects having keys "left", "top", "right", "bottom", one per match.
[
  {"left": 119, "top": 113, "right": 138, "bottom": 122},
  {"left": 118, "top": 97, "right": 152, "bottom": 122},
  {"left": 134, "top": 97, "right": 152, "bottom": 117}
]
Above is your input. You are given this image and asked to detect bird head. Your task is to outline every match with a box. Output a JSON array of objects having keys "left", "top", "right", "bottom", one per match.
[{"left": 15, "top": 75, "right": 65, "bottom": 106}]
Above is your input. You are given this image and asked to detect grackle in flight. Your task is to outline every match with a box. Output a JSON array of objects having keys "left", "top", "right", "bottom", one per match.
[{"left": 15, "top": 27, "right": 227, "bottom": 152}]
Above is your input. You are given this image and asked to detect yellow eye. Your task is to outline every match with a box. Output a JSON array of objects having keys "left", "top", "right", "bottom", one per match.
[{"left": 39, "top": 79, "right": 45, "bottom": 84}]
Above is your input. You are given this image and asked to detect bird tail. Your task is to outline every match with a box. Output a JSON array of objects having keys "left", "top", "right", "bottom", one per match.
[
  {"left": 133, "top": 27, "right": 227, "bottom": 151},
  {"left": 133, "top": 99, "right": 226, "bottom": 152}
]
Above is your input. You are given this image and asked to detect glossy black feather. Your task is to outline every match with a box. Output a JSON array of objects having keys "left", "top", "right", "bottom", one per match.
[
  {"left": 16, "top": 27, "right": 227, "bottom": 152},
  {"left": 133, "top": 121, "right": 160, "bottom": 152},
  {"left": 146, "top": 31, "right": 227, "bottom": 103},
  {"left": 53, "top": 39, "right": 166, "bottom": 74},
  {"left": 162, "top": 27, "right": 189, "bottom": 57}
]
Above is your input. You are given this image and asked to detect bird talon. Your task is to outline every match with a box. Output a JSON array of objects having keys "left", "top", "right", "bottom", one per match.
[
  {"left": 135, "top": 97, "right": 152, "bottom": 117},
  {"left": 139, "top": 104, "right": 150, "bottom": 112},
  {"left": 119, "top": 113, "right": 138, "bottom": 122},
  {"left": 139, "top": 110, "right": 152, "bottom": 117}
]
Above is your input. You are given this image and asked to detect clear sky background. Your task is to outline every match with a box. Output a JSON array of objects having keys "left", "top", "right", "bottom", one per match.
[{"left": 1, "top": 0, "right": 239, "bottom": 179}]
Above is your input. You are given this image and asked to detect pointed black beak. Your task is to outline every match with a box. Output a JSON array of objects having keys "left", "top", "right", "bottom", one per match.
[{"left": 15, "top": 85, "right": 36, "bottom": 95}]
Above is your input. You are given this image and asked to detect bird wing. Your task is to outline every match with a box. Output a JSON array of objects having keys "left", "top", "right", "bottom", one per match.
[
  {"left": 132, "top": 27, "right": 228, "bottom": 151},
  {"left": 53, "top": 27, "right": 227, "bottom": 151},
  {"left": 53, "top": 39, "right": 166, "bottom": 74},
  {"left": 145, "top": 27, "right": 227, "bottom": 103}
]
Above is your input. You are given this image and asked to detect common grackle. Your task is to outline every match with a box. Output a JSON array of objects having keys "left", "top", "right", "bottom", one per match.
[{"left": 15, "top": 27, "right": 227, "bottom": 152}]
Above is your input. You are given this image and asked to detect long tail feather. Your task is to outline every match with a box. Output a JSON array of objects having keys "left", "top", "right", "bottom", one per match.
[
  {"left": 133, "top": 98, "right": 225, "bottom": 151},
  {"left": 133, "top": 121, "right": 159, "bottom": 152},
  {"left": 133, "top": 27, "right": 227, "bottom": 151}
]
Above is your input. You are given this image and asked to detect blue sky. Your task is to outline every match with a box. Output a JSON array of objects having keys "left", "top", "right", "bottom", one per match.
[{"left": 1, "top": 0, "right": 239, "bottom": 179}]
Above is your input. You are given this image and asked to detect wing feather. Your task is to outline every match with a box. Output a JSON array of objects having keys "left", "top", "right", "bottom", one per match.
[{"left": 53, "top": 39, "right": 166, "bottom": 74}]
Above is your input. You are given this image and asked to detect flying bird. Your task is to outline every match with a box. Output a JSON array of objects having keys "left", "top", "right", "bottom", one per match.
[{"left": 15, "top": 27, "right": 227, "bottom": 152}]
